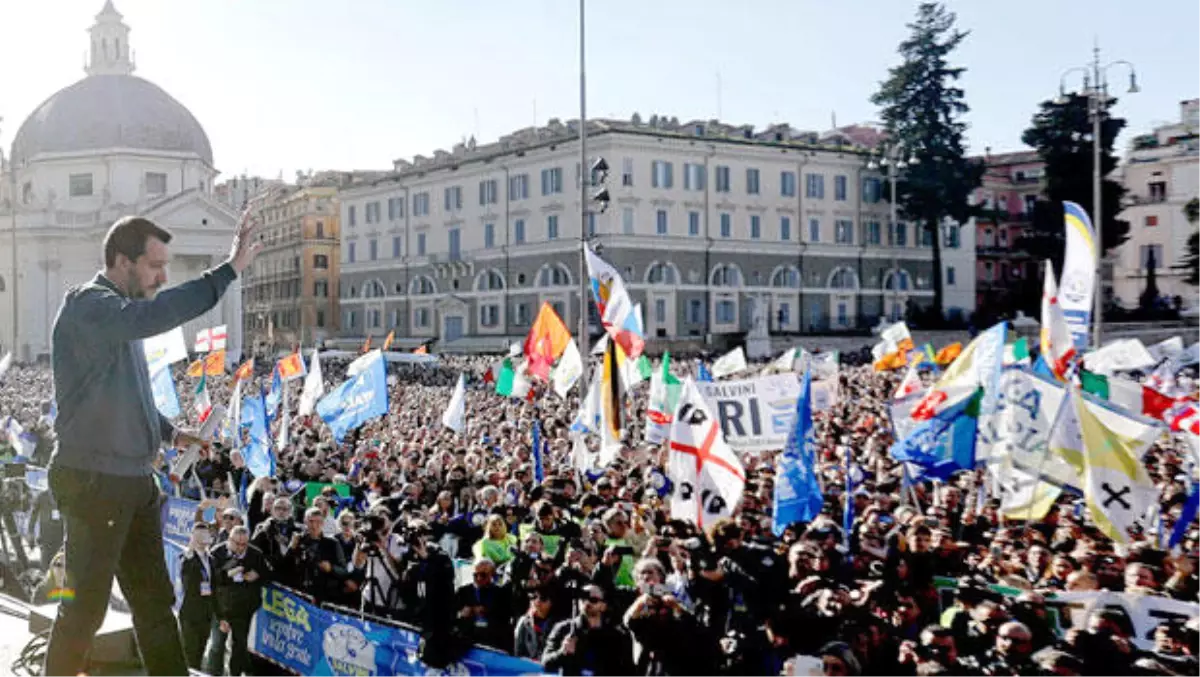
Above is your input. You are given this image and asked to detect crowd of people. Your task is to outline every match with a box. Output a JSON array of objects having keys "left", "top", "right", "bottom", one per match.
[{"left": 1, "top": 344, "right": 1198, "bottom": 676}]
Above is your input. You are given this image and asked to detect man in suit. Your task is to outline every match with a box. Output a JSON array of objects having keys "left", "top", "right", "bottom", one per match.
[
  {"left": 210, "top": 525, "right": 269, "bottom": 676},
  {"left": 44, "top": 209, "right": 261, "bottom": 676},
  {"left": 177, "top": 522, "right": 217, "bottom": 671}
]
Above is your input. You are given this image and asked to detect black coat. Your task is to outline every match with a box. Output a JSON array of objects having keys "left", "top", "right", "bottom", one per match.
[
  {"left": 542, "top": 616, "right": 635, "bottom": 676},
  {"left": 210, "top": 542, "right": 269, "bottom": 620},
  {"left": 178, "top": 550, "right": 217, "bottom": 623}
]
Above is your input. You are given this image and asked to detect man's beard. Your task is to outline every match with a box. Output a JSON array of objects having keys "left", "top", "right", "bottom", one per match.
[{"left": 128, "top": 278, "right": 157, "bottom": 299}]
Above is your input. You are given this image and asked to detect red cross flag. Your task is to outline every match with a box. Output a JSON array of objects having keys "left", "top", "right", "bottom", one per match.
[{"left": 668, "top": 378, "right": 746, "bottom": 529}]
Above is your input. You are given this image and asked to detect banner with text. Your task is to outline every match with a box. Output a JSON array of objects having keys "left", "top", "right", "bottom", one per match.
[
  {"left": 697, "top": 374, "right": 801, "bottom": 452},
  {"left": 250, "top": 583, "right": 543, "bottom": 676}
]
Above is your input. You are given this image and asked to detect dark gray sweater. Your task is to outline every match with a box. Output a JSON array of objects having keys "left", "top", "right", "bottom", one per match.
[{"left": 50, "top": 263, "right": 236, "bottom": 477}]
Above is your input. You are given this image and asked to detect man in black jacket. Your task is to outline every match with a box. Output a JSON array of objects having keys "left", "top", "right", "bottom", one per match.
[
  {"left": 284, "top": 507, "right": 347, "bottom": 602},
  {"left": 542, "top": 584, "right": 635, "bottom": 676},
  {"left": 177, "top": 522, "right": 217, "bottom": 671},
  {"left": 210, "top": 525, "right": 269, "bottom": 677},
  {"left": 251, "top": 496, "right": 297, "bottom": 571},
  {"left": 44, "top": 211, "right": 260, "bottom": 676}
]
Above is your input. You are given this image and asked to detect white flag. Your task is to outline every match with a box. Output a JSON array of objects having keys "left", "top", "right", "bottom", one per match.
[
  {"left": 298, "top": 349, "right": 325, "bottom": 416},
  {"left": 441, "top": 373, "right": 467, "bottom": 434},
  {"left": 711, "top": 346, "right": 747, "bottom": 380},
  {"left": 894, "top": 362, "right": 922, "bottom": 400},
  {"left": 552, "top": 339, "right": 583, "bottom": 398},
  {"left": 1040, "top": 259, "right": 1077, "bottom": 379},
  {"left": 668, "top": 379, "right": 746, "bottom": 529},
  {"left": 144, "top": 327, "right": 189, "bottom": 375},
  {"left": 765, "top": 347, "right": 797, "bottom": 374},
  {"left": 0, "top": 352, "right": 11, "bottom": 382},
  {"left": 210, "top": 325, "right": 228, "bottom": 351},
  {"left": 275, "top": 379, "right": 290, "bottom": 451}
]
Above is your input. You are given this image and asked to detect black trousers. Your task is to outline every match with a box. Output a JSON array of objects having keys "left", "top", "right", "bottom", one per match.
[
  {"left": 42, "top": 466, "right": 187, "bottom": 676},
  {"left": 179, "top": 611, "right": 213, "bottom": 671}
]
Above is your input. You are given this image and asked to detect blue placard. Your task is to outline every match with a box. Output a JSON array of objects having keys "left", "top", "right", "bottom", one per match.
[
  {"left": 162, "top": 496, "right": 201, "bottom": 543},
  {"left": 251, "top": 584, "right": 543, "bottom": 676}
]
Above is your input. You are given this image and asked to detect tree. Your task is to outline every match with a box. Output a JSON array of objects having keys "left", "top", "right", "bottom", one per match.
[
  {"left": 1020, "top": 93, "right": 1130, "bottom": 297},
  {"left": 1139, "top": 247, "right": 1159, "bottom": 310},
  {"left": 870, "top": 2, "right": 983, "bottom": 323},
  {"left": 1176, "top": 197, "right": 1199, "bottom": 286}
]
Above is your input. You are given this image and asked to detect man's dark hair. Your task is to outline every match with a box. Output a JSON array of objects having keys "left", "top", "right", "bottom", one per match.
[{"left": 103, "top": 216, "right": 172, "bottom": 267}]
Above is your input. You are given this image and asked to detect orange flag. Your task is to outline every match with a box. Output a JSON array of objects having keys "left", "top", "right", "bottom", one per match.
[
  {"left": 233, "top": 358, "right": 255, "bottom": 381},
  {"left": 524, "top": 302, "right": 571, "bottom": 381},
  {"left": 413, "top": 344, "right": 428, "bottom": 355},
  {"left": 382, "top": 330, "right": 395, "bottom": 352},
  {"left": 933, "top": 342, "right": 963, "bottom": 367},
  {"left": 277, "top": 352, "right": 305, "bottom": 380},
  {"left": 361, "top": 334, "right": 372, "bottom": 354},
  {"left": 187, "top": 349, "right": 226, "bottom": 377}
]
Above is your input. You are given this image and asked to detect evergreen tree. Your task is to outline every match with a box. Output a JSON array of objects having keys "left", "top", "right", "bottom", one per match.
[
  {"left": 1177, "top": 198, "right": 1199, "bottom": 286},
  {"left": 1020, "top": 93, "right": 1130, "bottom": 302},
  {"left": 870, "top": 2, "right": 983, "bottom": 322}
]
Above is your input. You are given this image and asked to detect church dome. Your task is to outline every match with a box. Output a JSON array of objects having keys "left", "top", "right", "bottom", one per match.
[{"left": 11, "top": 74, "right": 213, "bottom": 167}]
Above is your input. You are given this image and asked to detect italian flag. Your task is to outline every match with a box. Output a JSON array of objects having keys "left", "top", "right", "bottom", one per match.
[
  {"left": 1003, "top": 338, "right": 1031, "bottom": 366},
  {"left": 647, "top": 353, "right": 682, "bottom": 425},
  {"left": 495, "top": 358, "right": 532, "bottom": 399},
  {"left": 194, "top": 372, "right": 213, "bottom": 423},
  {"left": 1079, "top": 370, "right": 1175, "bottom": 420}
]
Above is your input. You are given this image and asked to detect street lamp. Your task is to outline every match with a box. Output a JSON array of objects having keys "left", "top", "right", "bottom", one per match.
[
  {"left": 868, "top": 142, "right": 919, "bottom": 323},
  {"left": 1058, "top": 44, "right": 1138, "bottom": 349}
]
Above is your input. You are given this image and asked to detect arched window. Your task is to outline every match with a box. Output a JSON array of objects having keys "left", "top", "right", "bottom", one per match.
[
  {"left": 475, "top": 269, "right": 506, "bottom": 292},
  {"left": 645, "top": 262, "right": 679, "bottom": 285},
  {"left": 770, "top": 266, "right": 800, "bottom": 289},
  {"left": 710, "top": 263, "right": 742, "bottom": 287},
  {"left": 537, "top": 264, "right": 572, "bottom": 287},
  {"left": 829, "top": 267, "right": 858, "bottom": 290},
  {"left": 363, "top": 279, "right": 386, "bottom": 298},
  {"left": 883, "top": 270, "right": 911, "bottom": 291},
  {"left": 410, "top": 276, "right": 437, "bottom": 295}
]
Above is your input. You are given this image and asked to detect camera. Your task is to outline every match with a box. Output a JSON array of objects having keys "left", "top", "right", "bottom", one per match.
[{"left": 354, "top": 514, "right": 389, "bottom": 554}]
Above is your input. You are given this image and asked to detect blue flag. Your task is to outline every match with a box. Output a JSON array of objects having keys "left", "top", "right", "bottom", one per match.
[
  {"left": 1169, "top": 482, "right": 1199, "bottom": 549},
  {"left": 773, "top": 369, "right": 823, "bottom": 535},
  {"left": 265, "top": 367, "right": 283, "bottom": 421},
  {"left": 532, "top": 421, "right": 545, "bottom": 484},
  {"left": 151, "top": 366, "right": 181, "bottom": 419},
  {"left": 890, "top": 388, "right": 981, "bottom": 480},
  {"left": 697, "top": 361, "right": 713, "bottom": 382},
  {"left": 843, "top": 462, "right": 863, "bottom": 551},
  {"left": 316, "top": 351, "right": 389, "bottom": 442},
  {"left": 1032, "top": 354, "right": 1054, "bottom": 380},
  {"left": 240, "top": 387, "right": 274, "bottom": 478}
]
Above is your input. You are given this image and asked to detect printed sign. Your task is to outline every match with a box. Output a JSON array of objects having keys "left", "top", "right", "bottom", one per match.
[{"left": 696, "top": 374, "right": 801, "bottom": 452}]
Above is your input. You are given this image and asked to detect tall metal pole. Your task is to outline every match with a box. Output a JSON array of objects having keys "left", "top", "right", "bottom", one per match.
[
  {"left": 577, "top": 0, "right": 590, "bottom": 396},
  {"left": 6, "top": 149, "right": 16, "bottom": 360},
  {"left": 1091, "top": 45, "right": 1104, "bottom": 350},
  {"left": 889, "top": 154, "right": 899, "bottom": 322}
]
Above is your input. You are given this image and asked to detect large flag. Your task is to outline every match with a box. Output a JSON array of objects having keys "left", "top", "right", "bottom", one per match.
[
  {"left": 646, "top": 353, "right": 683, "bottom": 444},
  {"left": 911, "top": 322, "right": 1006, "bottom": 422},
  {"left": 495, "top": 358, "right": 532, "bottom": 399},
  {"left": 264, "top": 367, "right": 283, "bottom": 420},
  {"left": 599, "top": 339, "right": 624, "bottom": 463},
  {"left": 991, "top": 456, "right": 1062, "bottom": 521},
  {"left": 1063, "top": 384, "right": 1158, "bottom": 545},
  {"left": 1040, "top": 260, "right": 1076, "bottom": 380},
  {"left": 551, "top": 338, "right": 584, "bottom": 398},
  {"left": 894, "top": 361, "right": 923, "bottom": 400},
  {"left": 186, "top": 350, "right": 226, "bottom": 377},
  {"left": 277, "top": 352, "right": 306, "bottom": 381},
  {"left": 1080, "top": 371, "right": 1176, "bottom": 421},
  {"left": 275, "top": 379, "right": 290, "bottom": 451},
  {"left": 1084, "top": 338, "right": 1158, "bottom": 375},
  {"left": 933, "top": 342, "right": 963, "bottom": 367},
  {"left": 524, "top": 302, "right": 572, "bottom": 381},
  {"left": 151, "top": 364, "right": 181, "bottom": 419},
  {"left": 711, "top": 346, "right": 748, "bottom": 380},
  {"left": 316, "top": 350, "right": 390, "bottom": 442},
  {"left": 233, "top": 358, "right": 255, "bottom": 382},
  {"left": 873, "top": 321, "right": 914, "bottom": 371},
  {"left": 585, "top": 245, "right": 646, "bottom": 359},
  {"left": 773, "top": 368, "right": 823, "bottom": 534},
  {"left": 441, "top": 373, "right": 467, "bottom": 433},
  {"left": 669, "top": 378, "right": 745, "bottom": 529},
  {"left": 613, "top": 337, "right": 652, "bottom": 390},
  {"left": 144, "top": 327, "right": 189, "bottom": 375},
  {"left": 193, "top": 372, "right": 213, "bottom": 423},
  {"left": 298, "top": 350, "right": 325, "bottom": 416},
  {"left": 766, "top": 347, "right": 798, "bottom": 374},
  {"left": 891, "top": 387, "right": 982, "bottom": 480},
  {"left": 0, "top": 352, "right": 10, "bottom": 382},
  {"left": 1060, "top": 201, "right": 1097, "bottom": 349},
  {"left": 240, "top": 388, "right": 274, "bottom": 478},
  {"left": 571, "top": 365, "right": 602, "bottom": 434}
]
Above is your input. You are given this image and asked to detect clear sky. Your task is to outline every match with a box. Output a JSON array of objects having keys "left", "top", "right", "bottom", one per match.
[{"left": 2, "top": 0, "right": 1196, "bottom": 179}]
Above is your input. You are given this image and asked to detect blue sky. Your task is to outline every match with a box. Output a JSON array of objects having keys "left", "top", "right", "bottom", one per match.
[{"left": 3, "top": 0, "right": 1196, "bottom": 178}]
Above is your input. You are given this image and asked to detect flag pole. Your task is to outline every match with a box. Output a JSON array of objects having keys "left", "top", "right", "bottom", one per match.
[{"left": 1022, "top": 362, "right": 1079, "bottom": 534}]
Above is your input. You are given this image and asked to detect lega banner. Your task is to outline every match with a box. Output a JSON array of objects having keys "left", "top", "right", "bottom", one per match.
[
  {"left": 250, "top": 583, "right": 543, "bottom": 676},
  {"left": 696, "top": 374, "right": 801, "bottom": 452}
]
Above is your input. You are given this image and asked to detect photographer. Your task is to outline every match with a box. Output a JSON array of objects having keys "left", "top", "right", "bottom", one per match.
[
  {"left": 623, "top": 558, "right": 711, "bottom": 675},
  {"left": 397, "top": 520, "right": 460, "bottom": 669},
  {"left": 251, "top": 496, "right": 299, "bottom": 572},
  {"left": 542, "top": 584, "right": 634, "bottom": 676},
  {"left": 282, "top": 507, "right": 347, "bottom": 602},
  {"left": 350, "top": 512, "right": 403, "bottom": 617}
]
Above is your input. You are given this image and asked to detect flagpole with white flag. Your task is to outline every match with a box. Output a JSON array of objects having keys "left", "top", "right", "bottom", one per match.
[
  {"left": 298, "top": 349, "right": 324, "bottom": 416},
  {"left": 275, "top": 379, "right": 290, "bottom": 451},
  {"left": 442, "top": 373, "right": 467, "bottom": 433}
]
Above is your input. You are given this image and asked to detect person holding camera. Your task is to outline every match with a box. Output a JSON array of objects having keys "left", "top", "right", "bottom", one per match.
[
  {"left": 350, "top": 512, "right": 403, "bottom": 617},
  {"left": 283, "top": 507, "right": 347, "bottom": 602},
  {"left": 622, "top": 558, "right": 711, "bottom": 675},
  {"left": 396, "top": 521, "right": 460, "bottom": 668},
  {"left": 542, "top": 583, "right": 634, "bottom": 676},
  {"left": 251, "top": 496, "right": 298, "bottom": 572}
]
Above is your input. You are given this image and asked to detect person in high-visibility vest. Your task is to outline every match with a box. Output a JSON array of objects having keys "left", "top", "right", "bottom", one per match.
[{"left": 473, "top": 514, "right": 517, "bottom": 566}]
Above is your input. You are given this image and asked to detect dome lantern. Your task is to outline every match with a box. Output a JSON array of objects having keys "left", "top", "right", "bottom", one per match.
[{"left": 86, "top": 0, "right": 134, "bottom": 77}]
